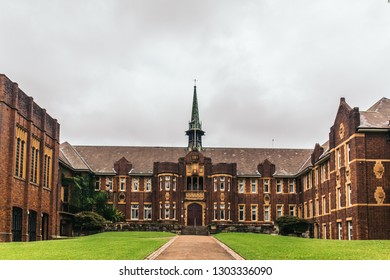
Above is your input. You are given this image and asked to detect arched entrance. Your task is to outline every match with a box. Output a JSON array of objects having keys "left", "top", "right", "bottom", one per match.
[{"left": 187, "top": 203, "right": 202, "bottom": 226}]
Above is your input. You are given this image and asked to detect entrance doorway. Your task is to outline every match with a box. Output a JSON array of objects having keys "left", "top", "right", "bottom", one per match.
[
  {"left": 12, "top": 207, "right": 23, "bottom": 242},
  {"left": 187, "top": 203, "right": 202, "bottom": 226},
  {"left": 28, "top": 210, "right": 37, "bottom": 241}
]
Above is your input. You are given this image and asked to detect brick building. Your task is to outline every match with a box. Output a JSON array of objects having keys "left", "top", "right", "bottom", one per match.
[
  {"left": 1, "top": 74, "right": 389, "bottom": 241},
  {"left": 59, "top": 86, "right": 390, "bottom": 240},
  {"left": 0, "top": 74, "right": 60, "bottom": 242}
]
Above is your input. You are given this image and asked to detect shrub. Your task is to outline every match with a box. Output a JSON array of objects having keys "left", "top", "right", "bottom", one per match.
[
  {"left": 74, "top": 211, "right": 108, "bottom": 232},
  {"left": 276, "top": 215, "right": 310, "bottom": 236}
]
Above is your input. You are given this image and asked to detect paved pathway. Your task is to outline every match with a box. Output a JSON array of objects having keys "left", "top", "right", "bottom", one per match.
[{"left": 146, "top": 235, "right": 244, "bottom": 260}]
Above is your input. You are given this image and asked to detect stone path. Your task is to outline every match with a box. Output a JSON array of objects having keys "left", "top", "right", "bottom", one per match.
[{"left": 146, "top": 235, "right": 244, "bottom": 260}]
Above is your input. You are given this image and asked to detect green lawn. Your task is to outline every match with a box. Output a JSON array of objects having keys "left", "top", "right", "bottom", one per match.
[
  {"left": 0, "top": 231, "right": 175, "bottom": 260},
  {"left": 214, "top": 233, "right": 390, "bottom": 260}
]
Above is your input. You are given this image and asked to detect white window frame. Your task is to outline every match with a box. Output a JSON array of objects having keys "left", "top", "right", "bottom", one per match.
[
  {"left": 251, "top": 179, "right": 257, "bottom": 193},
  {"left": 131, "top": 204, "right": 139, "bottom": 220},
  {"left": 263, "top": 179, "right": 270, "bottom": 193},
  {"left": 146, "top": 178, "right": 152, "bottom": 192},
  {"left": 144, "top": 204, "right": 152, "bottom": 220},
  {"left": 238, "top": 179, "right": 244, "bottom": 193}
]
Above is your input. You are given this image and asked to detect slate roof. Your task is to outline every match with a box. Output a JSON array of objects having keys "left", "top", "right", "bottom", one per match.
[
  {"left": 60, "top": 143, "right": 313, "bottom": 177},
  {"left": 359, "top": 97, "right": 390, "bottom": 129}
]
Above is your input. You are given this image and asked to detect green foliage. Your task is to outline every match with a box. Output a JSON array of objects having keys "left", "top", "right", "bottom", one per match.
[
  {"left": 74, "top": 211, "right": 108, "bottom": 232},
  {"left": 63, "top": 174, "right": 125, "bottom": 223},
  {"left": 275, "top": 215, "right": 310, "bottom": 236},
  {"left": 99, "top": 204, "right": 125, "bottom": 223},
  {"left": 0, "top": 232, "right": 175, "bottom": 260},
  {"left": 71, "top": 175, "right": 97, "bottom": 212}
]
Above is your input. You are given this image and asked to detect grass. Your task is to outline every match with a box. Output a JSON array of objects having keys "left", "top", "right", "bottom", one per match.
[
  {"left": 0, "top": 231, "right": 175, "bottom": 260},
  {"left": 214, "top": 233, "right": 390, "bottom": 260}
]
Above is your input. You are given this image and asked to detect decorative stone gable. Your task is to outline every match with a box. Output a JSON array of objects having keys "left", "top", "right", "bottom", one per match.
[
  {"left": 258, "top": 159, "right": 276, "bottom": 177},
  {"left": 114, "top": 157, "right": 132, "bottom": 175}
]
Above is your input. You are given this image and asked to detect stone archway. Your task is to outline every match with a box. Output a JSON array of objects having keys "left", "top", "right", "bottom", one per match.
[{"left": 187, "top": 203, "right": 203, "bottom": 226}]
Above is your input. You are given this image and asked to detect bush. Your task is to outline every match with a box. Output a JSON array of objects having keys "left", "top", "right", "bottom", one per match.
[
  {"left": 275, "top": 215, "right": 310, "bottom": 236},
  {"left": 74, "top": 211, "right": 108, "bottom": 232}
]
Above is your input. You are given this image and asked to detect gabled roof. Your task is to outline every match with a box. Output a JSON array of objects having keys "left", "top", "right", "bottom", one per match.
[
  {"left": 60, "top": 143, "right": 312, "bottom": 177},
  {"left": 359, "top": 97, "right": 390, "bottom": 129},
  {"left": 59, "top": 142, "right": 91, "bottom": 171}
]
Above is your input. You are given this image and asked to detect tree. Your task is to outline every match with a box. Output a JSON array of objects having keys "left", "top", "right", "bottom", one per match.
[{"left": 276, "top": 215, "right": 310, "bottom": 236}]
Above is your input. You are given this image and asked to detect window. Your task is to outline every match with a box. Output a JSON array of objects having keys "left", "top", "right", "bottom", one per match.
[
  {"left": 315, "top": 198, "right": 319, "bottom": 216},
  {"left": 337, "top": 148, "right": 342, "bottom": 169},
  {"left": 347, "top": 184, "right": 352, "bottom": 206},
  {"left": 120, "top": 177, "right": 126, "bottom": 191},
  {"left": 347, "top": 221, "right": 353, "bottom": 240},
  {"left": 264, "top": 206, "right": 270, "bottom": 221},
  {"left": 220, "top": 204, "right": 225, "bottom": 220},
  {"left": 173, "top": 177, "right": 177, "bottom": 191},
  {"left": 238, "top": 179, "right": 244, "bottom": 193},
  {"left": 132, "top": 178, "right": 139, "bottom": 191},
  {"left": 159, "top": 177, "right": 163, "bottom": 191},
  {"left": 277, "top": 205, "right": 283, "bottom": 218},
  {"left": 322, "top": 196, "right": 326, "bottom": 214},
  {"left": 95, "top": 178, "right": 100, "bottom": 191},
  {"left": 228, "top": 203, "right": 231, "bottom": 221},
  {"left": 173, "top": 203, "right": 177, "bottom": 220},
  {"left": 107, "top": 177, "right": 113, "bottom": 191},
  {"left": 251, "top": 179, "right": 257, "bottom": 193},
  {"left": 289, "top": 179, "right": 295, "bottom": 193},
  {"left": 263, "top": 179, "right": 270, "bottom": 193},
  {"left": 15, "top": 128, "right": 27, "bottom": 179},
  {"left": 337, "top": 187, "right": 342, "bottom": 209},
  {"left": 43, "top": 150, "right": 52, "bottom": 188},
  {"left": 251, "top": 205, "right": 257, "bottom": 221},
  {"left": 159, "top": 202, "right": 162, "bottom": 220},
  {"left": 214, "top": 203, "right": 218, "bottom": 220},
  {"left": 238, "top": 205, "right": 245, "bottom": 221},
  {"left": 346, "top": 143, "right": 351, "bottom": 164},
  {"left": 165, "top": 176, "right": 170, "bottom": 191},
  {"left": 144, "top": 204, "right": 152, "bottom": 220},
  {"left": 220, "top": 177, "right": 225, "bottom": 191},
  {"left": 187, "top": 176, "right": 203, "bottom": 191},
  {"left": 308, "top": 200, "right": 312, "bottom": 218},
  {"left": 315, "top": 169, "right": 319, "bottom": 186},
  {"left": 321, "top": 164, "right": 326, "bottom": 182},
  {"left": 146, "top": 178, "right": 152, "bottom": 192},
  {"left": 304, "top": 202, "right": 307, "bottom": 218},
  {"left": 228, "top": 178, "right": 231, "bottom": 191},
  {"left": 276, "top": 180, "right": 283, "bottom": 193},
  {"left": 337, "top": 222, "right": 343, "bottom": 240},
  {"left": 131, "top": 204, "right": 139, "bottom": 220},
  {"left": 164, "top": 203, "right": 170, "bottom": 220},
  {"left": 289, "top": 205, "right": 296, "bottom": 216},
  {"left": 214, "top": 178, "right": 217, "bottom": 192},
  {"left": 30, "top": 139, "right": 40, "bottom": 184},
  {"left": 322, "top": 224, "right": 327, "bottom": 239}
]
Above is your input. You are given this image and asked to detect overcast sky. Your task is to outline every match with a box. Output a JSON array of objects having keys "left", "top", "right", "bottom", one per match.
[{"left": 1, "top": 0, "right": 390, "bottom": 149}]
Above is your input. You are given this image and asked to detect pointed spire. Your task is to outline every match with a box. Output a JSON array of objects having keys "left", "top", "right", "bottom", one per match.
[
  {"left": 186, "top": 80, "right": 205, "bottom": 151},
  {"left": 190, "top": 81, "right": 201, "bottom": 130}
]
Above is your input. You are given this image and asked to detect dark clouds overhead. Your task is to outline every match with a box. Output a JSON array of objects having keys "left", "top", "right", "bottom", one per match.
[{"left": 1, "top": 0, "right": 389, "bottom": 148}]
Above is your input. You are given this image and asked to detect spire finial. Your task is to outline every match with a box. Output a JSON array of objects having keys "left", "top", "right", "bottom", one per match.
[{"left": 194, "top": 78, "right": 197, "bottom": 87}]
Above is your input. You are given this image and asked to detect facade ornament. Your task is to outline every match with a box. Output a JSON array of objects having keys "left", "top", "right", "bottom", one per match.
[
  {"left": 165, "top": 192, "right": 170, "bottom": 201},
  {"left": 220, "top": 192, "right": 225, "bottom": 201},
  {"left": 374, "top": 186, "right": 386, "bottom": 204},
  {"left": 373, "top": 161, "right": 384, "bottom": 179},
  {"left": 264, "top": 194, "right": 270, "bottom": 205},
  {"left": 339, "top": 123, "right": 345, "bottom": 140}
]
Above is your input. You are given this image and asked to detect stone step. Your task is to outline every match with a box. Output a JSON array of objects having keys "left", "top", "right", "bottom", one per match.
[{"left": 181, "top": 226, "right": 209, "bottom": 236}]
